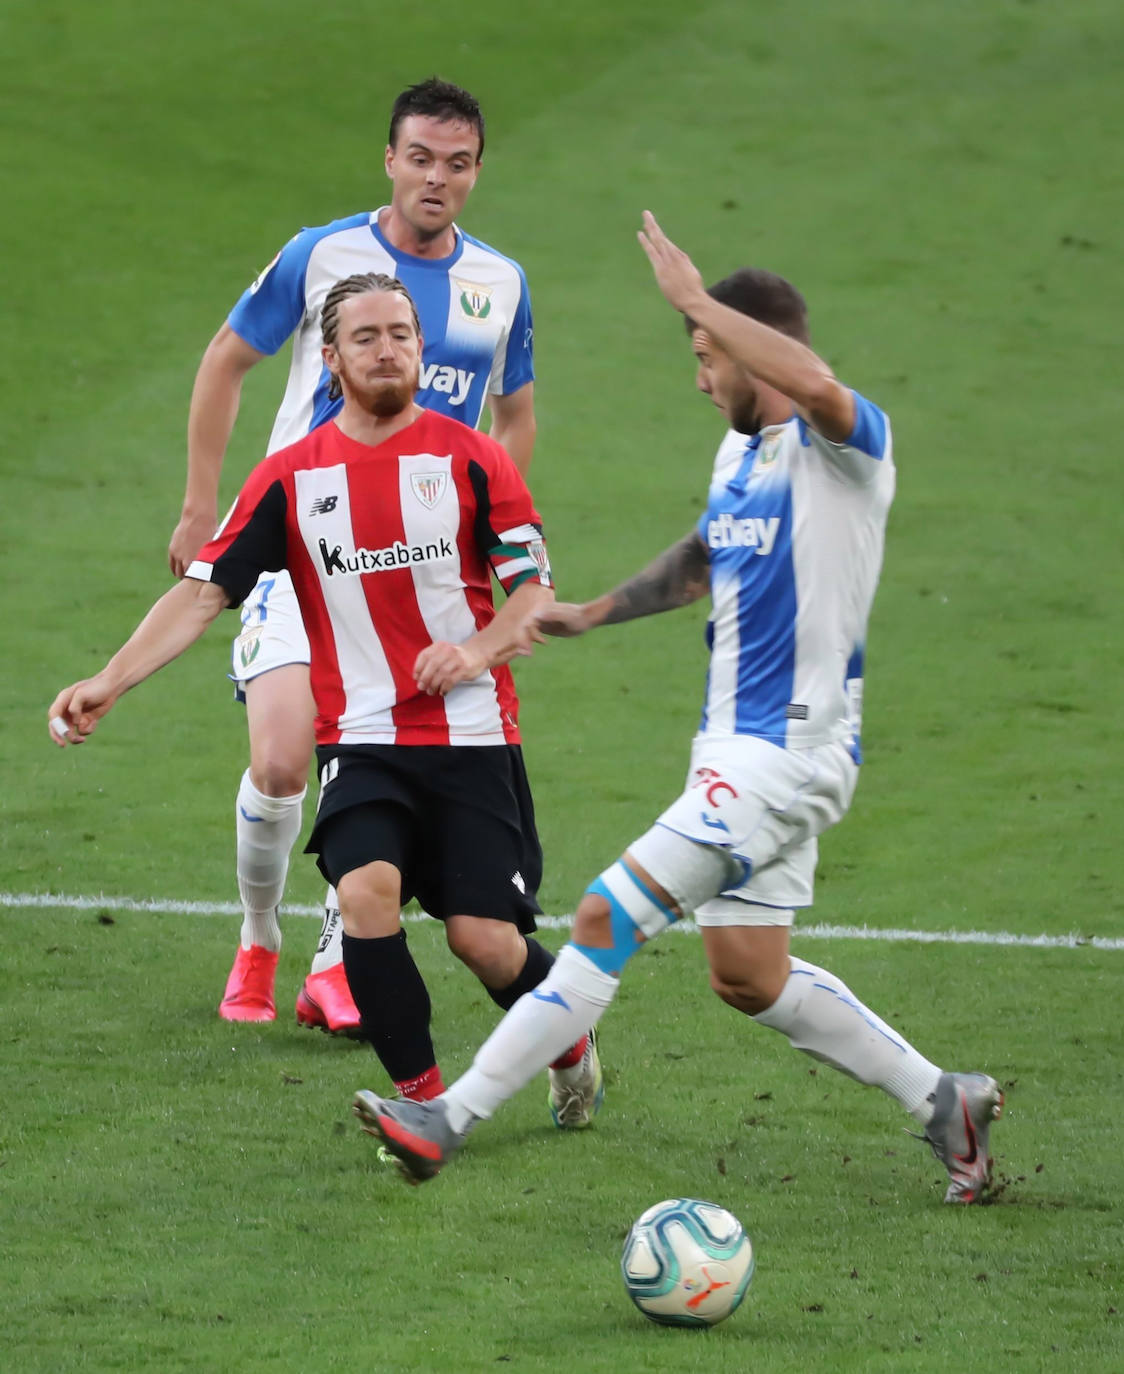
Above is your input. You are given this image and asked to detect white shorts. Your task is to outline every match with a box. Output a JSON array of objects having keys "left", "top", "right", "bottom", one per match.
[
  {"left": 231, "top": 570, "right": 310, "bottom": 691},
  {"left": 642, "top": 732, "right": 859, "bottom": 926}
]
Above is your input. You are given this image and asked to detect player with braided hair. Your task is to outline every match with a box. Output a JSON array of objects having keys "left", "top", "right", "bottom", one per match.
[
  {"left": 51, "top": 275, "right": 601, "bottom": 1122},
  {"left": 167, "top": 78, "right": 538, "bottom": 1044},
  {"left": 319, "top": 274, "right": 422, "bottom": 400}
]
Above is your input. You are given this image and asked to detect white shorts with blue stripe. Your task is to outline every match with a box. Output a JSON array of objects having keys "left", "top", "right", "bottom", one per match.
[
  {"left": 636, "top": 732, "right": 859, "bottom": 926},
  {"left": 230, "top": 570, "right": 310, "bottom": 694}
]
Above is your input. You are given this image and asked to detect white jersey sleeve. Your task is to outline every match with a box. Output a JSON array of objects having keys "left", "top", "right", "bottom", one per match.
[
  {"left": 227, "top": 214, "right": 371, "bottom": 358},
  {"left": 801, "top": 390, "right": 890, "bottom": 483}
]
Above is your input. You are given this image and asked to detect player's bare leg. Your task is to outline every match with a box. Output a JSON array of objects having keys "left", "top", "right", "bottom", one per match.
[
  {"left": 703, "top": 923, "right": 1000, "bottom": 1202},
  {"left": 219, "top": 665, "right": 312, "bottom": 1023},
  {"left": 242, "top": 664, "right": 360, "bottom": 1035}
]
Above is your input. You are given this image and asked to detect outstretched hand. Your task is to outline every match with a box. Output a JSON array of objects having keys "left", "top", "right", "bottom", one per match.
[
  {"left": 168, "top": 510, "right": 217, "bottom": 578},
  {"left": 637, "top": 211, "right": 708, "bottom": 316},
  {"left": 47, "top": 677, "right": 117, "bottom": 748}
]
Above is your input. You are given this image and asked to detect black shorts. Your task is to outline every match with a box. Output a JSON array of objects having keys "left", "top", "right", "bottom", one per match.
[{"left": 306, "top": 744, "right": 542, "bottom": 933}]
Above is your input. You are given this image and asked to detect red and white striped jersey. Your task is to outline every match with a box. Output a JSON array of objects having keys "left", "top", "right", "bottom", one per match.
[{"left": 188, "top": 410, "right": 552, "bottom": 747}]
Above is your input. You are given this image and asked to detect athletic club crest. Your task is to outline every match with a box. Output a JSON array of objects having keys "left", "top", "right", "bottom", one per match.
[
  {"left": 410, "top": 471, "right": 448, "bottom": 509},
  {"left": 527, "top": 538, "right": 551, "bottom": 581},
  {"left": 456, "top": 279, "right": 492, "bottom": 321}
]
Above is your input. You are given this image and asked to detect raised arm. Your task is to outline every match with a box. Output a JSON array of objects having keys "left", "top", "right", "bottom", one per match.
[
  {"left": 638, "top": 211, "right": 855, "bottom": 442},
  {"left": 168, "top": 324, "right": 265, "bottom": 576},
  {"left": 537, "top": 528, "right": 710, "bottom": 638},
  {"left": 47, "top": 579, "right": 231, "bottom": 747}
]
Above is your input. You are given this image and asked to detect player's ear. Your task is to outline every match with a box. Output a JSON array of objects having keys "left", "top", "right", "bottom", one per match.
[
  {"left": 384, "top": 143, "right": 395, "bottom": 179},
  {"left": 322, "top": 343, "right": 340, "bottom": 379}
]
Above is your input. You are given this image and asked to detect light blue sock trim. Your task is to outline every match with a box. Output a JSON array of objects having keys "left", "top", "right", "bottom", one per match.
[
  {"left": 577, "top": 875, "right": 644, "bottom": 975},
  {"left": 570, "top": 940, "right": 624, "bottom": 976}
]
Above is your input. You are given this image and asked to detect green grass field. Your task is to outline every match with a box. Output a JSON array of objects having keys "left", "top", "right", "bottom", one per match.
[{"left": 2, "top": 1, "right": 1122, "bottom": 1369}]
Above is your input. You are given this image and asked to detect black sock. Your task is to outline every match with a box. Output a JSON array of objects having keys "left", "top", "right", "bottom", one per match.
[
  {"left": 486, "top": 935, "right": 555, "bottom": 1012},
  {"left": 341, "top": 930, "right": 436, "bottom": 1083}
]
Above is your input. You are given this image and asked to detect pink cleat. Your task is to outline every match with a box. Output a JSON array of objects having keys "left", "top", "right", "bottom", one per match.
[
  {"left": 296, "top": 964, "right": 363, "bottom": 1038},
  {"left": 219, "top": 945, "right": 279, "bottom": 1022}
]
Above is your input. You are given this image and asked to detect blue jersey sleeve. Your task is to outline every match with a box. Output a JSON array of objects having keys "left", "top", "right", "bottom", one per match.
[
  {"left": 845, "top": 390, "right": 888, "bottom": 459},
  {"left": 227, "top": 229, "right": 320, "bottom": 357},
  {"left": 501, "top": 265, "right": 535, "bottom": 393}
]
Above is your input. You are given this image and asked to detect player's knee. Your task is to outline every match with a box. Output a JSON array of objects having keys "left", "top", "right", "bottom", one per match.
[
  {"left": 250, "top": 757, "right": 309, "bottom": 798},
  {"left": 335, "top": 863, "right": 401, "bottom": 938},
  {"left": 446, "top": 920, "right": 524, "bottom": 985},
  {"left": 708, "top": 963, "right": 784, "bottom": 1017},
  {"left": 572, "top": 892, "right": 612, "bottom": 947}
]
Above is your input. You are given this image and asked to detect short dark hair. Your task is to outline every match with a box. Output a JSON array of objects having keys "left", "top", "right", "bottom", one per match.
[
  {"left": 321, "top": 273, "right": 421, "bottom": 400},
  {"left": 388, "top": 77, "right": 485, "bottom": 161},
  {"left": 686, "top": 268, "right": 810, "bottom": 344}
]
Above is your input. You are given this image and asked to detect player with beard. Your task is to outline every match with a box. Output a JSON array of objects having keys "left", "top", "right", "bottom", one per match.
[
  {"left": 351, "top": 217, "right": 1003, "bottom": 1204},
  {"left": 48, "top": 274, "right": 602, "bottom": 1120}
]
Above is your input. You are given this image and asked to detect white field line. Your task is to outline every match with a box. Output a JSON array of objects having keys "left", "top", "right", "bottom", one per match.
[{"left": 3, "top": 891, "right": 1122, "bottom": 952}]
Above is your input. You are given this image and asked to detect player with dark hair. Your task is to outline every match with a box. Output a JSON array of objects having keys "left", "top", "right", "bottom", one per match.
[
  {"left": 167, "top": 77, "right": 538, "bottom": 1036},
  {"left": 50, "top": 274, "right": 600, "bottom": 1120},
  {"left": 353, "top": 215, "right": 1003, "bottom": 1204},
  {"left": 387, "top": 77, "right": 486, "bottom": 158},
  {"left": 688, "top": 267, "right": 810, "bottom": 343}
]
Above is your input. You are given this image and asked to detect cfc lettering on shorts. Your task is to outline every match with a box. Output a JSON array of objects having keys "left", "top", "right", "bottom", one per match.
[
  {"left": 418, "top": 363, "right": 475, "bottom": 406},
  {"left": 691, "top": 766, "right": 738, "bottom": 807},
  {"left": 317, "top": 537, "right": 454, "bottom": 577},
  {"left": 706, "top": 513, "right": 780, "bottom": 555},
  {"left": 691, "top": 766, "right": 737, "bottom": 837}
]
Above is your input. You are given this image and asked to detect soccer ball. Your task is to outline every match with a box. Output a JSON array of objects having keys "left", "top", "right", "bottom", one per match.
[{"left": 621, "top": 1197, "right": 755, "bottom": 1327}]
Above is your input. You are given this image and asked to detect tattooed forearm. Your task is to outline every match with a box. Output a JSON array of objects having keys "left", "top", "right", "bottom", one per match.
[{"left": 600, "top": 530, "right": 710, "bottom": 625}]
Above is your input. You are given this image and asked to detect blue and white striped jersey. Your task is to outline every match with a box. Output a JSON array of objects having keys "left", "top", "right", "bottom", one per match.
[
  {"left": 227, "top": 209, "right": 534, "bottom": 455},
  {"left": 697, "top": 392, "right": 895, "bottom": 757}
]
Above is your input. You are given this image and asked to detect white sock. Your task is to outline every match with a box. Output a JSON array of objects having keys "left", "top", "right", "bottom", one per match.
[
  {"left": 753, "top": 956, "right": 942, "bottom": 1124},
  {"left": 443, "top": 945, "right": 619, "bottom": 1133},
  {"left": 309, "top": 889, "right": 342, "bottom": 974},
  {"left": 235, "top": 770, "right": 305, "bottom": 953}
]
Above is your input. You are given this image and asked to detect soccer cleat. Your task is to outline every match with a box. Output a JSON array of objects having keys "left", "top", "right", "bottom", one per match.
[
  {"left": 548, "top": 1028, "right": 604, "bottom": 1129},
  {"left": 218, "top": 944, "right": 279, "bottom": 1022},
  {"left": 295, "top": 964, "right": 363, "bottom": 1038},
  {"left": 353, "top": 1091, "right": 465, "bottom": 1185},
  {"left": 921, "top": 1071, "right": 1004, "bottom": 1203}
]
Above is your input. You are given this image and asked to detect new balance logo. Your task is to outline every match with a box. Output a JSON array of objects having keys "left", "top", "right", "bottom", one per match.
[{"left": 309, "top": 496, "right": 339, "bottom": 515}]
